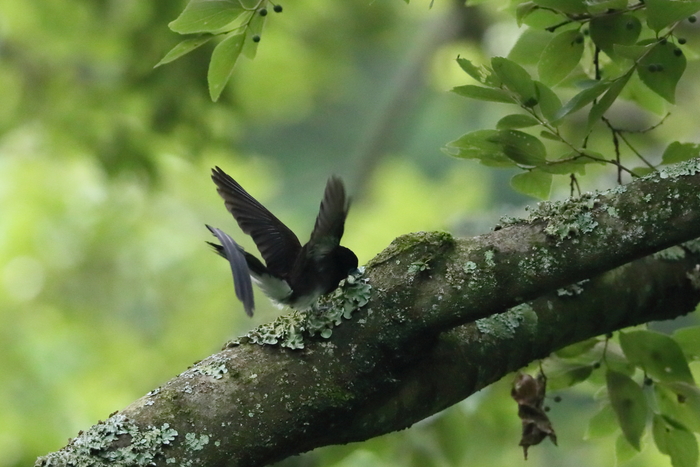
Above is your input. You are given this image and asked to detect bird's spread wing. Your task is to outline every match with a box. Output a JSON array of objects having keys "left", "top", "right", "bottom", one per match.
[
  {"left": 308, "top": 176, "right": 349, "bottom": 258},
  {"left": 211, "top": 167, "right": 301, "bottom": 277},
  {"left": 206, "top": 225, "right": 255, "bottom": 316}
]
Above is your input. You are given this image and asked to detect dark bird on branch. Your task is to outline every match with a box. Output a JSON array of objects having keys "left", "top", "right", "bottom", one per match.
[{"left": 206, "top": 167, "right": 358, "bottom": 316}]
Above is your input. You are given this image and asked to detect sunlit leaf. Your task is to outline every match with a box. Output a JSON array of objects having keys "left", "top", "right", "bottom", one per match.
[
  {"left": 543, "top": 361, "right": 594, "bottom": 390},
  {"left": 540, "top": 152, "right": 589, "bottom": 175},
  {"left": 496, "top": 114, "right": 540, "bottom": 129},
  {"left": 656, "top": 382, "right": 700, "bottom": 433},
  {"left": 662, "top": 142, "right": 700, "bottom": 165},
  {"left": 590, "top": 14, "right": 641, "bottom": 58},
  {"left": 510, "top": 169, "right": 552, "bottom": 199},
  {"left": 556, "top": 338, "right": 600, "bottom": 358},
  {"left": 646, "top": 0, "right": 700, "bottom": 32},
  {"left": 208, "top": 32, "right": 245, "bottom": 102},
  {"left": 637, "top": 41, "right": 687, "bottom": 104},
  {"left": 242, "top": 11, "right": 266, "bottom": 59},
  {"left": 444, "top": 130, "right": 516, "bottom": 167},
  {"left": 586, "top": 403, "right": 619, "bottom": 439},
  {"left": 155, "top": 35, "right": 214, "bottom": 67},
  {"left": 614, "top": 43, "right": 654, "bottom": 61},
  {"left": 509, "top": 28, "right": 554, "bottom": 65},
  {"left": 619, "top": 330, "right": 694, "bottom": 384},
  {"left": 586, "top": 0, "right": 628, "bottom": 14},
  {"left": 488, "top": 129, "right": 547, "bottom": 165},
  {"left": 169, "top": 0, "right": 244, "bottom": 34},
  {"left": 621, "top": 72, "right": 669, "bottom": 115},
  {"left": 553, "top": 80, "right": 611, "bottom": 121},
  {"left": 538, "top": 30, "right": 584, "bottom": 86},
  {"left": 616, "top": 433, "right": 642, "bottom": 463},
  {"left": 534, "top": 81, "right": 562, "bottom": 122},
  {"left": 607, "top": 370, "right": 648, "bottom": 450},
  {"left": 452, "top": 85, "right": 514, "bottom": 103},
  {"left": 516, "top": 1, "right": 540, "bottom": 26},
  {"left": 652, "top": 414, "right": 699, "bottom": 467},
  {"left": 492, "top": 57, "right": 538, "bottom": 107},
  {"left": 532, "top": 0, "right": 587, "bottom": 14},
  {"left": 456, "top": 57, "right": 501, "bottom": 87},
  {"left": 587, "top": 70, "right": 633, "bottom": 130}
]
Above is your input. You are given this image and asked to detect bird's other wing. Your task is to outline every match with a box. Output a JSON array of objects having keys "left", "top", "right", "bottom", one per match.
[
  {"left": 211, "top": 167, "right": 302, "bottom": 277},
  {"left": 308, "top": 176, "right": 350, "bottom": 257},
  {"left": 206, "top": 225, "right": 255, "bottom": 316}
]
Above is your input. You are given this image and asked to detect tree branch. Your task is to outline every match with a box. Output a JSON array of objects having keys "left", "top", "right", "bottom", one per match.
[{"left": 36, "top": 160, "right": 700, "bottom": 467}]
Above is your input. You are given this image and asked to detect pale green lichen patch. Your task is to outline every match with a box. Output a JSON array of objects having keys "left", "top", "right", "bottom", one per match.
[
  {"left": 527, "top": 193, "right": 600, "bottom": 243},
  {"left": 184, "top": 433, "right": 209, "bottom": 451},
  {"left": 686, "top": 266, "right": 700, "bottom": 290},
  {"left": 682, "top": 238, "right": 700, "bottom": 255},
  {"left": 557, "top": 279, "right": 589, "bottom": 296},
  {"left": 229, "top": 269, "right": 371, "bottom": 350},
  {"left": 463, "top": 261, "right": 477, "bottom": 274},
  {"left": 657, "top": 158, "right": 700, "bottom": 179},
  {"left": 35, "top": 414, "right": 177, "bottom": 467},
  {"left": 475, "top": 303, "right": 538, "bottom": 338},
  {"left": 653, "top": 245, "right": 686, "bottom": 260},
  {"left": 191, "top": 354, "right": 230, "bottom": 380},
  {"left": 484, "top": 250, "right": 496, "bottom": 267},
  {"left": 408, "top": 260, "right": 430, "bottom": 274}
]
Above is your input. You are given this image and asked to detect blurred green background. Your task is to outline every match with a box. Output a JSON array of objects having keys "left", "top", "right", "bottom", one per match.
[{"left": 1, "top": 0, "right": 697, "bottom": 466}]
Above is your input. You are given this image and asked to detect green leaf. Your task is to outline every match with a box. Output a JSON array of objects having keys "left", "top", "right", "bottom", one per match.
[
  {"left": 155, "top": 35, "right": 214, "bottom": 67},
  {"left": 444, "top": 130, "right": 516, "bottom": 167},
  {"left": 607, "top": 370, "right": 648, "bottom": 450},
  {"left": 496, "top": 114, "right": 540, "bottom": 129},
  {"left": 543, "top": 361, "right": 594, "bottom": 390},
  {"left": 510, "top": 169, "right": 552, "bottom": 199},
  {"left": 614, "top": 43, "right": 654, "bottom": 61},
  {"left": 169, "top": 0, "right": 244, "bottom": 34},
  {"left": 451, "top": 85, "right": 514, "bottom": 103},
  {"left": 534, "top": 81, "right": 562, "bottom": 122},
  {"left": 586, "top": 403, "right": 619, "bottom": 439},
  {"left": 622, "top": 72, "right": 669, "bottom": 115},
  {"left": 637, "top": 41, "right": 687, "bottom": 104},
  {"left": 586, "top": 0, "right": 628, "bottom": 14},
  {"left": 590, "top": 14, "right": 642, "bottom": 59},
  {"left": 556, "top": 338, "right": 600, "bottom": 358},
  {"left": 652, "top": 414, "right": 699, "bottom": 467},
  {"left": 532, "top": 0, "right": 587, "bottom": 14},
  {"left": 656, "top": 382, "right": 700, "bottom": 433},
  {"left": 509, "top": 28, "right": 554, "bottom": 65},
  {"left": 456, "top": 57, "right": 501, "bottom": 87},
  {"left": 587, "top": 70, "right": 633, "bottom": 130},
  {"left": 662, "top": 142, "right": 700, "bottom": 165},
  {"left": 540, "top": 130, "right": 560, "bottom": 141},
  {"left": 673, "top": 326, "right": 700, "bottom": 359},
  {"left": 516, "top": 2, "right": 539, "bottom": 26},
  {"left": 646, "top": 0, "right": 700, "bottom": 32},
  {"left": 492, "top": 57, "right": 538, "bottom": 107},
  {"left": 488, "top": 129, "right": 547, "bottom": 165},
  {"left": 540, "top": 152, "right": 590, "bottom": 175},
  {"left": 538, "top": 30, "right": 585, "bottom": 86},
  {"left": 619, "top": 330, "right": 694, "bottom": 384},
  {"left": 616, "top": 433, "right": 642, "bottom": 463},
  {"left": 553, "top": 80, "right": 612, "bottom": 121},
  {"left": 242, "top": 11, "right": 266, "bottom": 59},
  {"left": 208, "top": 32, "right": 245, "bottom": 102}
]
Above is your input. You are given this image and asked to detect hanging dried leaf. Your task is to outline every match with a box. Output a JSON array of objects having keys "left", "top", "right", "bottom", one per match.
[{"left": 512, "top": 372, "right": 558, "bottom": 459}]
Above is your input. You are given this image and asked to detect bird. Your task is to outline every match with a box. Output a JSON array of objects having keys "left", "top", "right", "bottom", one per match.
[{"left": 206, "top": 166, "right": 358, "bottom": 316}]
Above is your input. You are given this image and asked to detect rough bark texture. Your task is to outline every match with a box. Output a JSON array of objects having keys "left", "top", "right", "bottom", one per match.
[{"left": 36, "top": 161, "right": 700, "bottom": 467}]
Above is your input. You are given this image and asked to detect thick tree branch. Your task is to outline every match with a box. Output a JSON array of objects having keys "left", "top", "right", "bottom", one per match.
[{"left": 36, "top": 161, "right": 700, "bottom": 467}]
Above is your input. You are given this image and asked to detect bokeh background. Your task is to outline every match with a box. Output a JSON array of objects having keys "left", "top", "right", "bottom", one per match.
[{"left": 2, "top": 0, "right": 699, "bottom": 466}]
